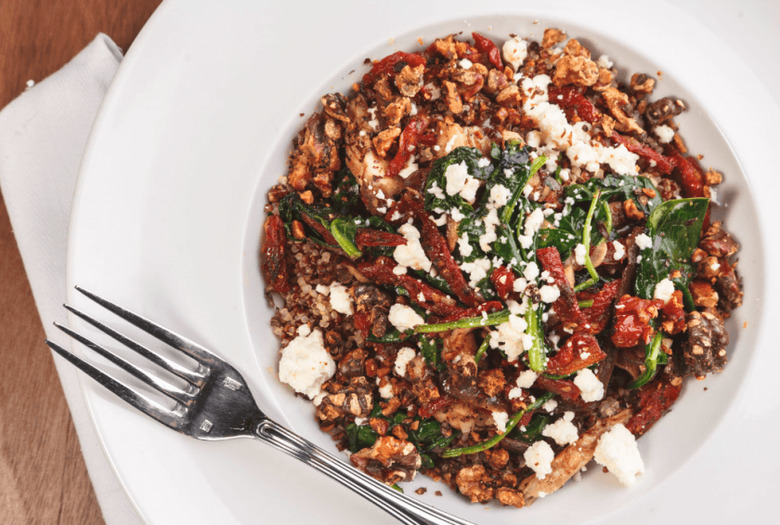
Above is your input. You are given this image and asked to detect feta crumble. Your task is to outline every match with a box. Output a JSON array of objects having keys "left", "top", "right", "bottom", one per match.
[
  {"left": 654, "top": 125, "right": 675, "bottom": 144},
  {"left": 542, "top": 412, "right": 579, "bottom": 445},
  {"left": 594, "top": 423, "right": 645, "bottom": 486},
  {"left": 635, "top": 233, "right": 653, "bottom": 250},
  {"left": 524, "top": 440, "right": 555, "bottom": 480},
  {"left": 492, "top": 411, "right": 509, "bottom": 433},
  {"left": 394, "top": 223, "right": 432, "bottom": 272},
  {"left": 329, "top": 284, "right": 353, "bottom": 315},
  {"left": 278, "top": 328, "right": 336, "bottom": 399},
  {"left": 612, "top": 240, "right": 625, "bottom": 260},
  {"left": 516, "top": 369, "right": 538, "bottom": 388},
  {"left": 574, "top": 368, "right": 604, "bottom": 402},
  {"left": 539, "top": 284, "right": 560, "bottom": 303},
  {"left": 653, "top": 278, "right": 676, "bottom": 304},
  {"left": 388, "top": 304, "right": 424, "bottom": 331},
  {"left": 394, "top": 347, "right": 416, "bottom": 377},
  {"left": 502, "top": 36, "right": 528, "bottom": 71}
]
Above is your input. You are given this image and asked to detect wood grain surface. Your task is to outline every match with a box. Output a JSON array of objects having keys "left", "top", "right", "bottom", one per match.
[{"left": 0, "top": 1, "right": 162, "bottom": 523}]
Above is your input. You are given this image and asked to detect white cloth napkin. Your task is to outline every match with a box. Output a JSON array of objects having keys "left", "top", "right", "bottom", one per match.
[{"left": 0, "top": 34, "right": 142, "bottom": 525}]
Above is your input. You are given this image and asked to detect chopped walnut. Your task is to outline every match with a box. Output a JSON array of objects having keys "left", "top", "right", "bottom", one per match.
[
  {"left": 395, "top": 64, "right": 425, "bottom": 97},
  {"left": 700, "top": 222, "right": 739, "bottom": 258},
  {"left": 630, "top": 73, "right": 656, "bottom": 95},
  {"left": 442, "top": 80, "right": 464, "bottom": 114},
  {"left": 455, "top": 465, "right": 494, "bottom": 503},
  {"left": 496, "top": 84, "right": 522, "bottom": 106},
  {"left": 593, "top": 68, "right": 614, "bottom": 92},
  {"left": 320, "top": 92, "right": 350, "bottom": 123},
  {"left": 563, "top": 38, "right": 590, "bottom": 58},
  {"left": 690, "top": 280, "right": 719, "bottom": 309},
  {"left": 496, "top": 487, "right": 525, "bottom": 508},
  {"left": 552, "top": 55, "right": 599, "bottom": 87},
  {"left": 350, "top": 436, "right": 422, "bottom": 485},
  {"left": 383, "top": 97, "right": 411, "bottom": 126},
  {"left": 623, "top": 199, "right": 644, "bottom": 221},
  {"left": 602, "top": 87, "right": 644, "bottom": 134},
  {"left": 478, "top": 368, "right": 507, "bottom": 397},
  {"left": 704, "top": 169, "right": 723, "bottom": 185},
  {"left": 541, "top": 28, "right": 567, "bottom": 49},
  {"left": 486, "top": 448, "right": 510, "bottom": 469},
  {"left": 372, "top": 126, "right": 401, "bottom": 158},
  {"left": 683, "top": 311, "right": 729, "bottom": 379},
  {"left": 485, "top": 68, "right": 509, "bottom": 94}
]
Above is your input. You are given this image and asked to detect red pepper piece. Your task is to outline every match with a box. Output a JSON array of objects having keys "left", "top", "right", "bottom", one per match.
[
  {"left": 490, "top": 266, "right": 515, "bottom": 301},
  {"left": 439, "top": 300, "right": 503, "bottom": 323},
  {"left": 387, "top": 116, "right": 429, "bottom": 177},
  {"left": 671, "top": 153, "right": 705, "bottom": 198},
  {"left": 611, "top": 294, "right": 663, "bottom": 348},
  {"left": 261, "top": 215, "right": 291, "bottom": 293},
  {"left": 418, "top": 396, "right": 454, "bottom": 418},
  {"left": 625, "top": 374, "right": 682, "bottom": 437},
  {"left": 356, "top": 256, "right": 462, "bottom": 317},
  {"left": 611, "top": 131, "right": 674, "bottom": 175},
  {"left": 536, "top": 247, "right": 586, "bottom": 330},
  {"left": 659, "top": 290, "right": 686, "bottom": 335},
  {"left": 471, "top": 32, "right": 503, "bottom": 70},
  {"left": 355, "top": 229, "right": 407, "bottom": 248},
  {"left": 533, "top": 375, "right": 581, "bottom": 402},
  {"left": 548, "top": 85, "right": 601, "bottom": 123},
  {"left": 363, "top": 51, "right": 426, "bottom": 86},
  {"left": 546, "top": 333, "right": 607, "bottom": 376},
  {"left": 581, "top": 279, "right": 621, "bottom": 334}
]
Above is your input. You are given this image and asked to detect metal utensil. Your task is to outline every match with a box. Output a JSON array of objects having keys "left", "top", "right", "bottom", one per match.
[{"left": 46, "top": 286, "right": 474, "bottom": 525}]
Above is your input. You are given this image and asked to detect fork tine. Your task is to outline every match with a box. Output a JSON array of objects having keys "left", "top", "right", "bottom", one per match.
[
  {"left": 45, "top": 338, "right": 184, "bottom": 430},
  {"left": 75, "top": 286, "right": 216, "bottom": 364},
  {"left": 64, "top": 304, "right": 205, "bottom": 387},
  {"left": 53, "top": 322, "right": 196, "bottom": 405}
]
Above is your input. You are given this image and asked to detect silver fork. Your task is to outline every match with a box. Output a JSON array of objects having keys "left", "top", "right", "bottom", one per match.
[{"left": 46, "top": 287, "right": 474, "bottom": 525}]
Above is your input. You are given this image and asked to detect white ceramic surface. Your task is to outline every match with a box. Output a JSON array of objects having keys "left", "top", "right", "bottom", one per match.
[{"left": 69, "top": 1, "right": 780, "bottom": 524}]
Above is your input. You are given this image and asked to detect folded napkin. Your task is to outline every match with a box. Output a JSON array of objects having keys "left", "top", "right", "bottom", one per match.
[{"left": 0, "top": 34, "right": 142, "bottom": 525}]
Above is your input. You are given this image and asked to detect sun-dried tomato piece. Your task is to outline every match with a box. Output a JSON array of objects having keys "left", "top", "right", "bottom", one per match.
[
  {"left": 418, "top": 396, "right": 454, "bottom": 418},
  {"left": 536, "top": 247, "right": 586, "bottom": 330},
  {"left": 363, "top": 51, "right": 426, "bottom": 86},
  {"left": 490, "top": 266, "right": 516, "bottom": 301},
  {"left": 671, "top": 153, "right": 705, "bottom": 198},
  {"left": 625, "top": 374, "right": 682, "bottom": 437},
  {"left": 388, "top": 116, "right": 429, "bottom": 177},
  {"left": 549, "top": 85, "right": 601, "bottom": 123},
  {"left": 546, "top": 333, "right": 607, "bottom": 376},
  {"left": 261, "top": 215, "right": 291, "bottom": 293},
  {"left": 355, "top": 229, "right": 407, "bottom": 248},
  {"left": 581, "top": 279, "right": 621, "bottom": 334},
  {"left": 611, "top": 131, "right": 674, "bottom": 174},
  {"left": 611, "top": 295, "right": 663, "bottom": 348},
  {"left": 299, "top": 213, "right": 338, "bottom": 245},
  {"left": 659, "top": 290, "right": 686, "bottom": 335},
  {"left": 356, "top": 256, "right": 461, "bottom": 317},
  {"left": 472, "top": 32, "right": 503, "bottom": 70}
]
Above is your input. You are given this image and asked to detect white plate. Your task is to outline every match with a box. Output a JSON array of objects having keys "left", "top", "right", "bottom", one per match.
[{"left": 69, "top": 0, "right": 780, "bottom": 523}]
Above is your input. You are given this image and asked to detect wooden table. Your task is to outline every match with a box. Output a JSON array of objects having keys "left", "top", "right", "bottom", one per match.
[{"left": 0, "top": 1, "right": 161, "bottom": 522}]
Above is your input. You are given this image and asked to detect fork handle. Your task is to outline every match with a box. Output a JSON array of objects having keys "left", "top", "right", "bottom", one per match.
[{"left": 254, "top": 419, "right": 474, "bottom": 525}]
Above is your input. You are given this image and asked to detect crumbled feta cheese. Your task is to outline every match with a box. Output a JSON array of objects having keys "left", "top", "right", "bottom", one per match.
[
  {"left": 524, "top": 440, "right": 555, "bottom": 480},
  {"left": 653, "top": 278, "right": 676, "bottom": 304},
  {"left": 523, "top": 261, "right": 540, "bottom": 282},
  {"left": 492, "top": 411, "right": 509, "bottom": 433},
  {"left": 654, "top": 125, "right": 675, "bottom": 144},
  {"left": 388, "top": 304, "right": 424, "bottom": 331},
  {"left": 398, "top": 154, "right": 418, "bottom": 179},
  {"left": 502, "top": 36, "right": 528, "bottom": 71},
  {"left": 542, "top": 414, "right": 579, "bottom": 445},
  {"left": 635, "top": 233, "right": 653, "bottom": 250},
  {"left": 450, "top": 207, "right": 466, "bottom": 222},
  {"left": 457, "top": 233, "right": 473, "bottom": 257},
  {"left": 516, "top": 369, "right": 538, "bottom": 388},
  {"left": 392, "top": 264, "right": 408, "bottom": 275},
  {"left": 574, "top": 368, "right": 604, "bottom": 402},
  {"left": 479, "top": 208, "right": 501, "bottom": 251},
  {"left": 523, "top": 208, "right": 545, "bottom": 237},
  {"left": 574, "top": 243, "right": 587, "bottom": 266},
  {"left": 460, "top": 258, "right": 492, "bottom": 287},
  {"left": 594, "top": 423, "right": 645, "bottom": 486},
  {"left": 542, "top": 398, "right": 558, "bottom": 413},
  {"left": 444, "top": 161, "right": 471, "bottom": 196},
  {"left": 329, "top": 284, "right": 353, "bottom": 315},
  {"left": 278, "top": 328, "right": 336, "bottom": 399},
  {"left": 394, "top": 224, "right": 432, "bottom": 272},
  {"left": 612, "top": 240, "right": 625, "bottom": 260},
  {"left": 477, "top": 157, "right": 492, "bottom": 168},
  {"left": 427, "top": 181, "right": 446, "bottom": 200},
  {"left": 459, "top": 58, "right": 474, "bottom": 69},
  {"left": 512, "top": 277, "right": 528, "bottom": 294},
  {"left": 508, "top": 387, "right": 524, "bottom": 399},
  {"left": 315, "top": 284, "right": 330, "bottom": 295},
  {"left": 489, "top": 184, "right": 512, "bottom": 208},
  {"left": 597, "top": 54, "right": 614, "bottom": 69},
  {"left": 394, "top": 347, "right": 416, "bottom": 377},
  {"left": 539, "top": 284, "right": 560, "bottom": 303},
  {"left": 378, "top": 381, "right": 394, "bottom": 399},
  {"left": 491, "top": 314, "right": 528, "bottom": 362},
  {"left": 525, "top": 130, "right": 541, "bottom": 148}
]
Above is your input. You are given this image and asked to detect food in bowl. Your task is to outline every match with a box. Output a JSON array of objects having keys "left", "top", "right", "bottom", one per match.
[{"left": 260, "top": 27, "right": 743, "bottom": 507}]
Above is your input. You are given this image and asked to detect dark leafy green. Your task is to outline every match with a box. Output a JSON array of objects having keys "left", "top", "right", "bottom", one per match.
[
  {"left": 345, "top": 422, "right": 379, "bottom": 453},
  {"left": 513, "top": 413, "right": 550, "bottom": 442},
  {"left": 634, "top": 198, "right": 709, "bottom": 299},
  {"left": 423, "top": 147, "right": 490, "bottom": 213},
  {"left": 566, "top": 174, "right": 662, "bottom": 215}
]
